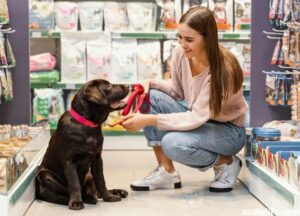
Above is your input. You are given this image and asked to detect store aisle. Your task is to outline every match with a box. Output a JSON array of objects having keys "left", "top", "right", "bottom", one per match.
[{"left": 25, "top": 151, "right": 266, "bottom": 216}]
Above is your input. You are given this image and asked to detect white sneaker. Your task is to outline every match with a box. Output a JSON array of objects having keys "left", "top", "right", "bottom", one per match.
[
  {"left": 130, "top": 166, "right": 182, "bottom": 191},
  {"left": 209, "top": 156, "right": 242, "bottom": 192}
]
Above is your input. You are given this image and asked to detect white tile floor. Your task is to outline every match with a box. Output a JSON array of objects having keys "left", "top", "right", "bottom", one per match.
[{"left": 25, "top": 150, "right": 266, "bottom": 216}]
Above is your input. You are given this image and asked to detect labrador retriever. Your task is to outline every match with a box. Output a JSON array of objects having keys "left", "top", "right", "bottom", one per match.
[{"left": 36, "top": 79, "right": 129, "bottom": 210}]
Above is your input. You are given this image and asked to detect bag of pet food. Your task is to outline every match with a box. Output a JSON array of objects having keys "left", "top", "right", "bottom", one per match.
[
  {"left": 209, "top": 0, "right": 233, "bottom": 31},
  {"left": 78, "top": 1, "right": 104, "bottom": 31},
  {"left": 127, "top": 3, "right": 156, "bottom": 31},
  {"left": 104, "top": 2, "right": 128, "bottom": 32},
  {"left": 29, "top": 0, "right": 55, "bottom": 30},
  {"left": 0, "top": 0, "right": 10, "bottom": 24},
  {"left": 86, "top": 32, "right": 111, "bottom": 81},
  {"left": 137, "top": 40, "right": 162, "bottom": 80},
  {"left": 183, "top": 0, "right": 208, "bottom": 14},
  {"left": 30, "top": 52, "right": 56, "bottom": 72},
  {"left": 163, "top": 40, "right": 177, "bottom": 80},
  {"left": 54, "top": 2, "right": 79, "bottom": 31},
  {"left": 235, "top": 0, "right": 251, "bottom": 31},
  {"left": 111, "top": 39, "right": 137, "bottom": 84},
  {"left": 61, "top": 32, "right": 86, "bottom": 83}
]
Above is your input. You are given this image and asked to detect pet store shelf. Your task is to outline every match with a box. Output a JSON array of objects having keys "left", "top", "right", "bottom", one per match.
[
  {"left": 239, "top": 157, "right": 300, "bottom": 216},
  {"left": 29, "top": 30, "right": 251, "bottom": 40},
  {"left": 0, "top": 130, "right": 50, "bottom": 216},
  {"left": 31, "top": 82, "right": 84, "bottom": 89}
]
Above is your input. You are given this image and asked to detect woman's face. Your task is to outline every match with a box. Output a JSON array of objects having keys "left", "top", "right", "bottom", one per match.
[{"left": 178, "top": 23, "right": 206, "bottom": 58}]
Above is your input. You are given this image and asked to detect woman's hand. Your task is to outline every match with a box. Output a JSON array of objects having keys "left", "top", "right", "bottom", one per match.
[{"left": 121, "top": 113, "right": 157, "bottom": 132}]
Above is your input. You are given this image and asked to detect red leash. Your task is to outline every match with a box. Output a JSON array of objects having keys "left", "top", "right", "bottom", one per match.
[{"left": 109, "top": 84, "right": 150, "bottom": 127}]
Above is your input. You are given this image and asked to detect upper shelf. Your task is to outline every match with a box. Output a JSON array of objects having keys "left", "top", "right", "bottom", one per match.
[{"left": 29, "top": 30, "right": 251, "bottom": 40}]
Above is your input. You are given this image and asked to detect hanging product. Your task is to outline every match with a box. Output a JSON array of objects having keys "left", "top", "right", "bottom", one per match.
[{"left": 0, "top": 0, "right": 10, "bottom": 24}]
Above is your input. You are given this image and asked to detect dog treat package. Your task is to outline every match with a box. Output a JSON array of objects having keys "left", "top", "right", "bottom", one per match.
[
  {"left": 30, "top": 70, "right": 60, "bottom": 84},
  {"left": 3, "top": 34, "right": 16, "bottom": 67},
  {"left": 104, "top": 2, "right": 128, "bottom": 32},
  {"left": 4, "top": 69, "right": 13, "bottom": 101},
  {"left": 32, "top": 89, "right": 65, "bottom": 130},
  {"left": 86, "top": 32, "right": 111, "bottom": 81},
  {"left": 137, "top": 40, "right": 162, "bottom": 80},
  {"left": 183, "top": 0, "right": 208, "bottom": 14},
  {"left": 111, "top": 39, "right": 137, "bottom": 84},
  {"left": 127, "top": 3, "right": 156, "bottom": 31},
  {"left": 163, "top": 40, "right": 177, "bottom": 80},
  {"left": 209, "top": 0, "right": 233, "bottom": 31},
  {"left": 0, "top": 0, "right": 9, "bottom": 24},
  {"left": 54, "top": 2, "right": 79, "bottom": 31},
  {"left": 30, "top": 52, "right": 56, "bottom": 72},
  {"left": 234, "top": 0, "right": 251, "bottom": 31},
  {"left": 61, "top": 32, "right": 86, "bottom": 83},
  {"left": 29, "top": 0, "right": 55, "bottom": 30},
  {"left": 156, "top": 0, "right": 180, "bottom": 30},
  {"left": 78, "top": 1, "right": 104, "bottom": 31}
]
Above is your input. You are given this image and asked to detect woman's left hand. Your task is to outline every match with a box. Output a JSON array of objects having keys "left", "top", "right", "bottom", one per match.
[{"left": 121, "top": 113, "right": 156, "bottom": 132}]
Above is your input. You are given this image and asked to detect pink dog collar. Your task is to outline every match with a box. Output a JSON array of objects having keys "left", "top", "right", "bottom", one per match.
[{"left": 69, "top": 107, "right": 98, "bottom": 128}]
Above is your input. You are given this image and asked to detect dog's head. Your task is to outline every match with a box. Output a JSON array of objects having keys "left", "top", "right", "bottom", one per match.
[{"left": 83, "top": 79, "right": 129, "bottom": 111}]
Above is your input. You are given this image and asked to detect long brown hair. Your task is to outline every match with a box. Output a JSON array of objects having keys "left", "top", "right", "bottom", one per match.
[{"left": 179, "top": 6, "right": 243, "bottom": 117}]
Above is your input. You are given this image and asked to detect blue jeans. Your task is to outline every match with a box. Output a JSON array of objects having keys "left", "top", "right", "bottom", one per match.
[{"left": 143, "top": 89, "right": 246, "bottom": 170}]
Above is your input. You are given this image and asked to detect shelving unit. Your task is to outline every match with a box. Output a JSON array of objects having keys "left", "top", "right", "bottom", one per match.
[{"left": 239, "top": 156, "right": 300, "bottom": 215}]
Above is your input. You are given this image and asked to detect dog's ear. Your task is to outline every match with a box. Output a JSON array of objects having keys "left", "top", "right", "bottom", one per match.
[{"left": 84, "top": 86, "right": 108, "bottom": 106}]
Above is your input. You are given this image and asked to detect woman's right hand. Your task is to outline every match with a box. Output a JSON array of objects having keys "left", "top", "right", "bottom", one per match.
[{"left": 139, "top": 79, "right": 151, "bottom": 94}]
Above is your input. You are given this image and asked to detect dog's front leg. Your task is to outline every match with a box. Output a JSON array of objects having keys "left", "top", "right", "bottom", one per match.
[
  {"left": 64, "top": 160, "right": 84, "bottom": 210},
  {"left": 91, "top": 156, "right": 126, "bottom": 202}
]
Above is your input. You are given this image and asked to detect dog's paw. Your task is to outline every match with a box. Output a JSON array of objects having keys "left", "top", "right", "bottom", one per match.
[
  {"left": 109, "top": 189, "right": 128, "bottom": 198},
  {"left": 83, "top": 193, "right": 98, "bottom": 205},
  {"left": 68, "top": 200, "right": 84, "bottom": 210},
  {"left": 103, "top": 194, "right": 122, "bottom": 202}
]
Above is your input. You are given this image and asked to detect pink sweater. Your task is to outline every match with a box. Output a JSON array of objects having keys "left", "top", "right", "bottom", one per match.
[{"left": 150, "top": 46, "right": 248, "bottom": 131}]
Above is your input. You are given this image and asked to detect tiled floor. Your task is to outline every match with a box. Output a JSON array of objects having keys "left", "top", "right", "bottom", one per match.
[{"left": 25, "top": 150, "right": 266, "bottom": 216}]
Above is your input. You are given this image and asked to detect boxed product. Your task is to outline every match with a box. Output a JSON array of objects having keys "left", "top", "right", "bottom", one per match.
[
  {"left": 54, "top": 2, "right": 79, "bottom": 31},
  {"left": 289, "top": 151, "right": 300, "bottom": 190},
  {"left": 137, "top": 40, "right": 162, "bottom": 80},
  {"left": 111, "top": 39, "right": 138, "bottom": 84},
  {"left": 86, "top": 33, "right": 111, "bottom": 81},
  {"left": 60, "top": 32, "right": 86, "bottom": 83},
  {"left": 234, "top": 0, "right": 251, "bottom": 30},
  {"left": 127, "top": 3, "right": 156, "bottom": 31},
  {"left": 277, "top": 151, "right": 291, "bottom": 181},
  {"left": 78, "top": 1, "right": 104, "bottom": 31},
  {"left": 104, "top": 2, "right": 128, "bottom": 31},
  {"left": 209, "top": 0, "right": 233, "bottom": 31},
  {"left": 29, "top": 0, "right": 55, "bottom": 30}
]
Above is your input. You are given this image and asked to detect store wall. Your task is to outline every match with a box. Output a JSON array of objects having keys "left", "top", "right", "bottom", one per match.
[
  {"left": 250, "top": 0, "right": 290, "bottom": 127},
  {"left": 0, "top": 0, "right": 30, "bottom": 124}
]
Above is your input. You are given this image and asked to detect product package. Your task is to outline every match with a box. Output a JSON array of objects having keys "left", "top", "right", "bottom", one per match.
[
  {"left": 234, "top": 0, "right": 251, "bottom": 31},
  {"left": 111, "top": 39, "right": 137, "bottom": 84},
  {"left": 137, "top": 40, "right": 162, "bottom": 80},
  {"left": 209, "top": 0, "right": 233, "bottom": 31},
  {"left": 163, "top": 40, "right": 177, "bottom": 80},
  {"left": 104, "top": 2, "right": 128, "bottom": 32},
  {"left": 61, "top": 32, "right": 86, "bottom": 83},
  {"left": 127, "top": 3, "right": 156, "bottom": 31},
  {"left": 0, "top": 0, "right": 9, "bottom": 24},
  {"left": 183, "top": 0, "right": 208, "bottom": 14},
  {"left": 30, "top": 70, "right": 60, "bottom": 84},
  {"left": 78, "top": 1, "right": 104, "bottom": 31},
  {"left": 30, "top": 52, "right": 56, "bottom": 72},
  {"left": 66, "top": 90, "right": 77, "bottom": 110},
  {"left": 32, "top": 89, "right": 65, "bottom": 130},
  {"left": 86, "top": 33, "right": 111, "bottom": 81},
  {"left": 29, "top": 0, "right": 55, "bottom": 30},
  {"left": 54, "top": 2, "right": 79, "bottom": 31}
]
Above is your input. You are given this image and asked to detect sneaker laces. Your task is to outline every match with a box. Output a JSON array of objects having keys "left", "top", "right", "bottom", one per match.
[
  {"left": 144, "top": 166, "right": 164, "bottom": 180},
  {"left": 213, "top": 166, "right": 231, "bottom": 184}
]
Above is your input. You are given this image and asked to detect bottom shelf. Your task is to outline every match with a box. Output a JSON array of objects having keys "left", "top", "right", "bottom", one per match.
[{"left": 239, "top": 156, "right": 300, "bottom": 216}]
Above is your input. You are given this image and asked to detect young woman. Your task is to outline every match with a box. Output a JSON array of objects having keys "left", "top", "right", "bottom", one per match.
[{"left": 121, "top": 6, "right": 248, "bottom": 192}]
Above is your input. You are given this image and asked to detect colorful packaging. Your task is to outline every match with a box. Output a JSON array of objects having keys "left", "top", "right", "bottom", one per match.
[
  {"left": 86, "top": 33, "right": 111, "bottom": 81},
  {"left": 78, "top": 1, "right": 104, "bottom": 31},
  {"left": 209, "top": 0, "right": 233, "bottom": 31},
  {"left": 30, "top": 70, "right": 60, "bottom": 84},
  {"left": 104, "top": 2, "right": 128, "bottom": 31},
  {"left": 61, "top": 32, "right": 86, "bottom": 83},
  {"left": 29, "top": 0, "right": 55, "bottom": 30},
  {"left": 111, "top": 39, "right": 137, "bottom": 84},
  {"left": 127, "top": 3, "right": 156, "bottom": 31},
  {"left": 54, "top": 2, "right": 79, "bottom": 31},
  {"left": 234, "top": 0, "right": 251, "bottom": 31},
  {"left": 0, "top": 0, "right": 10, "bottom": 24},
  {"left": 183, "top": 0, "right": 208, "bottom": 14},
  {"left": 137, "top": 40, "right": 162, "bottom": 80},
  {"left": 30, "top": 52, "right": 56, "bottom": 72}
]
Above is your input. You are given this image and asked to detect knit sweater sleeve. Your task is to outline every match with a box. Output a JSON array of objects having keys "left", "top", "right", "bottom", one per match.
[
  {"left": 157, "top": 79, "right": 211, "bottom": 131},
  {"left": 149, "top": 47, "right": 184, "bottom": 100}
]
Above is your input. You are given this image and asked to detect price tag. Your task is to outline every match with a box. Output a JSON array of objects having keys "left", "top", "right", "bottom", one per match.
[{"left": 31, "top": 31, "right": 42, "bottom": 38}]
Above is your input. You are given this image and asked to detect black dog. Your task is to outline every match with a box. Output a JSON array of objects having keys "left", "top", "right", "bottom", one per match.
[{"left": 36, "top": 79, "right": 129, "bottom": 210}]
